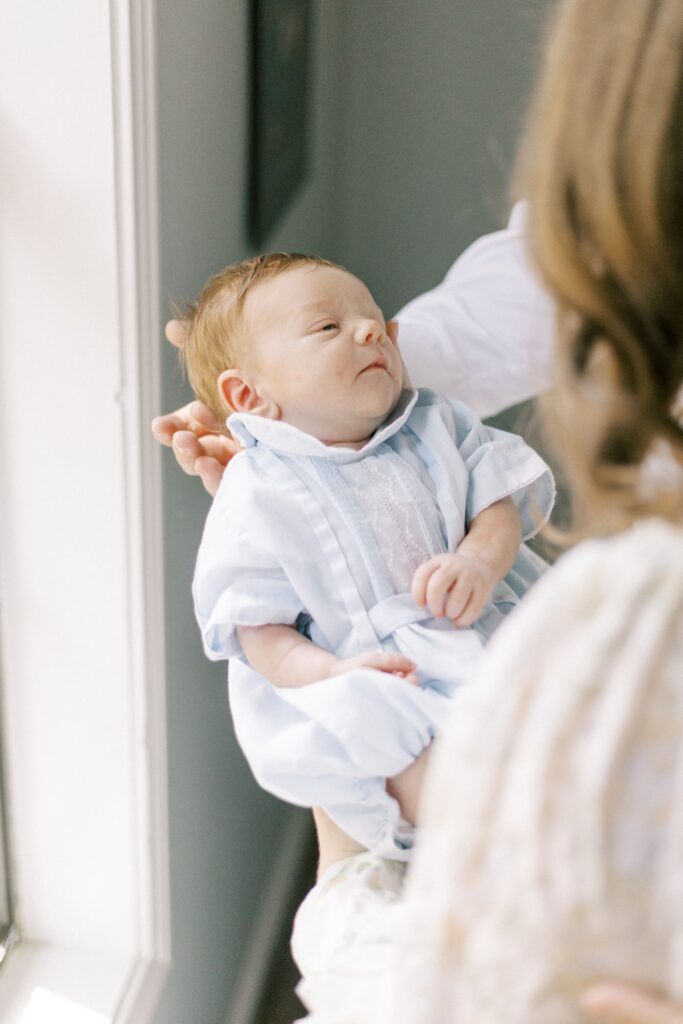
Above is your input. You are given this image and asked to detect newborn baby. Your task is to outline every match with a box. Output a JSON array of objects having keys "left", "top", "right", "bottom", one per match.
[{"left": 184, "top": 253, "right": 554, "bottom": 857}]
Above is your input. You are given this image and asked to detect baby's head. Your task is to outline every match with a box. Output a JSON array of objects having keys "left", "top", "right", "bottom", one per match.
[{"left": 179, "top": 253, "right": 403, "bottom": 446}]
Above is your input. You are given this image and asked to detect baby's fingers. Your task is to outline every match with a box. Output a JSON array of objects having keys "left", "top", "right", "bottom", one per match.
[
  {"left": 411, "top": 556, "right": 445, "bottom": 608},
  {"left": 446, "top": 578, "right": 483, "bottom": 625},
  {"left": 394, "top": 669, "right": 420, "bottom": 686},
  {"left": 424, "top": 563, "right": 466, "bottom": 618},
  {"left": 362, "top": 652, "right": 417, "bottom": 675},
  {"left": 451, "top": 587, "right": 489, "bottom": 627}
]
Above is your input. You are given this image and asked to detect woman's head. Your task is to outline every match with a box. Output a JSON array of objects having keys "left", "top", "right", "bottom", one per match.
[{"left": 515, "top": 0, "right": 683, "bottom": 535}]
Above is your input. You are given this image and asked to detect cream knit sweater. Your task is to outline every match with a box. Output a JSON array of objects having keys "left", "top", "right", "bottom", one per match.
[{"left": 293, "top": 518, "right": 683, "bottom": 1024}]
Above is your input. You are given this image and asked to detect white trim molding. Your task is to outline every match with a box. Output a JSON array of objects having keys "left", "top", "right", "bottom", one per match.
[
  {"left": 0, "top": 0, "right": 169, "bottom": 1019},
  {"left": 109, "top": 0, "right": 172, "bottom": 1001}
]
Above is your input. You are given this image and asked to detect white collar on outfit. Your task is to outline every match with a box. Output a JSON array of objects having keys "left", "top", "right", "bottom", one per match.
[{"left": 227, "top": 389, "right": 418, "bottom": 463}]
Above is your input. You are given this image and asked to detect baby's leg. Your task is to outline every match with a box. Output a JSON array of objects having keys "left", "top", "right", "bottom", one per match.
[
  {"left": 386, "top": 743, "right": 432, "bottom": 825},
  {"left": 313, "top": 807, "right": 366, "bottom": 879}
]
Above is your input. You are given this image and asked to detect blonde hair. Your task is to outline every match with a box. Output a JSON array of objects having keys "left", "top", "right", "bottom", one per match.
[
  {"left": 179, "top": 252, "right": 341, "bottom": 421},
  {"left": 514, "top": 0, "right": 683, "bottom": 538}
]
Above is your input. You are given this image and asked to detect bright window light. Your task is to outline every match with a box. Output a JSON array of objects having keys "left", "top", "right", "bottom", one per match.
[{"left": 21, "top": 988, "right": 110, "bottom": 1024}]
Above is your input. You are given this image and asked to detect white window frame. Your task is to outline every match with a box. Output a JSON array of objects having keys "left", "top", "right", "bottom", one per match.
[{"left": 0, "top": 1, "right": 170, "bottom": 1020}]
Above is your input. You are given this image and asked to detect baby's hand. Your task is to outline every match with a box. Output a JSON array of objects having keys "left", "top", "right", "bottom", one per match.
[
  {"left": 411, "top": 552, "right": 497, "bottom": 627},
  {"left": 330, "top": 651, "right": 419, "bottom": 686}
]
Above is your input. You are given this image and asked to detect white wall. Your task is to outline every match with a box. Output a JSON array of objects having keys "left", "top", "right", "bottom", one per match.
[
  {"left": 0, "top": 1, "right": 136, "bottom": 955},
  {"left": 334, "top": 0, "right": 551, "bottom": 316}
]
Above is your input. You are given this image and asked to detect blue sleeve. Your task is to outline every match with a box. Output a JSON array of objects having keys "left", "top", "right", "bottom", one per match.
[
  {"left": 192, "top": 464, "right": 305, "bottom": 661},
  {"left": 447, "top": 398, "right": 555, "bottom": 539}
]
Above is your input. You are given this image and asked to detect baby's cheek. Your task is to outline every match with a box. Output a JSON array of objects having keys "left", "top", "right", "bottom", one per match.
[{"left": 331, "top": 357, "right": 351, "bottom": 383}]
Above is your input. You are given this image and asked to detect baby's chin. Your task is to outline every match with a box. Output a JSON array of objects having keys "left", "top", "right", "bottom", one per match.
[
  {"left": 361, "top": 388, "right": 403, "bottom": 422},
  {"left": 356, "top": 373, "right": 402, "bottom": 410},
  {"left": 311, "top": 400, "right": 400, "bottom": 447},
  {"left": 345, "top": 396, "right": 402, "bottom": 439}
]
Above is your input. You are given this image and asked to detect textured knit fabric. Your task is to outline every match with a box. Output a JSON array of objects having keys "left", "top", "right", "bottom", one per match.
[{"left": 291, "top": 518, "right": 683, "bottom": 1022}]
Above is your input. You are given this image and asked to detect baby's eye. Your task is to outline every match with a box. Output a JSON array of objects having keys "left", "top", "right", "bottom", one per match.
[{"left": 306, "top": 320, "right": 339, "bottom": 336}]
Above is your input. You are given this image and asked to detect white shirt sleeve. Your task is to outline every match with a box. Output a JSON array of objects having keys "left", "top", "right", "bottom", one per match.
[
  {"left": 192, "top": 459, "right": 305, "bottom": 661},
  {"left": 396, "top": 202, "right": 556, "bottom": 418}
]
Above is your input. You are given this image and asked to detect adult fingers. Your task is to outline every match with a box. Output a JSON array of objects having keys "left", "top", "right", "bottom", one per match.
[
  {"left": 170, "top": 429, "right": 235, "bottom": 470},
  {"left": 198, "top": 432, "right": 240, "bottom": 463},
  {"left": 189, "top": 400, "right": 224, "bottom": 432},
  {"left": 170, "top": 430, "right": 205, "bottom": 475},
  {"left": 160, "top": 430, "right": 236, "bottom": 489},
  {"left": 581, "top": 984, "right": 683, "bottom": 1024},
  {"left": 150, "top": 400, "right": 222, "bottom": 445},
  {"left": 195, "top": 456, "right": 227, "bottom": 497},
  {"left": 165, "top": 319, "right": 187, "bottom": 348},
  {"left": 151, "top": 411, "right": 190, "bottom": 446}
]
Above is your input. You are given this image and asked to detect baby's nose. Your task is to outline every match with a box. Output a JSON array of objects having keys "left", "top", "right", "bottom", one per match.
[{"left": 354, "top": 319, "right": 383, "bottom": 345}]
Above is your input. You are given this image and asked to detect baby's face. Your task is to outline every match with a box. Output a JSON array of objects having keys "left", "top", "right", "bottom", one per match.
[{"left": 241, "top": 265, "right": 404, "bottom": 445}]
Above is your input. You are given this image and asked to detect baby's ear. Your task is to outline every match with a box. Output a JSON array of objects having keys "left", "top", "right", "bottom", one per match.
[
  {"left": 165, "top": 319, "right": 188, "bottom": 349},
  {"left": 386, "top": 320, "right": 399, "bottom": 345},
  {"left": 217, "top": 369, "right": 280, "bottom": 419}
]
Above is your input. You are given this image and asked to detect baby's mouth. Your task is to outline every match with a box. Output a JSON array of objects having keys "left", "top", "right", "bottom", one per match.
[{"left": 359, "top": 353, "right": 389, "bottom": 375}]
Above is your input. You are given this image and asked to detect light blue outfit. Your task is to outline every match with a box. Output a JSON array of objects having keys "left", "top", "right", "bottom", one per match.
[{"left": 193, "top": 389, "right": 554, "bottom": 858}]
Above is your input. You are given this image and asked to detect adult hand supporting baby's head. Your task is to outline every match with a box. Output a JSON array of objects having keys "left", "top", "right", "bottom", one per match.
[
  {"left": 149, "top": 319, "right": 240, "bottom": 497},
  {"left": 581, "top": 983, "right": 683, "bottom": 1024}
]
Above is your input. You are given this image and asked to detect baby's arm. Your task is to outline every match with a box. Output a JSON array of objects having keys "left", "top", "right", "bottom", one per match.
[
  {"left": 412, "top": 496, "right": 521, "bottom": 626},
  {"left": 237, "top": 623, "right": 418, "bottom": 688}
]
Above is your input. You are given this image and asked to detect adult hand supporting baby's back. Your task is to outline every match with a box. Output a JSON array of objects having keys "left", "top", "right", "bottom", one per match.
[{"left": 150, "top": 320, "right": 239, "bottom": 496}]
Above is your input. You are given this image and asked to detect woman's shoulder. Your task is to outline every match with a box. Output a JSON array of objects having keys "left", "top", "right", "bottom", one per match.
[
  {"left": 482, "top": 516, "right": 683, "bottom": 678},
  {"left": 538, "top": 516, "right": 683, "bottom": 599},
  {"left": 406, "top": 516, "right": 683, "bottom": 1024}
]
